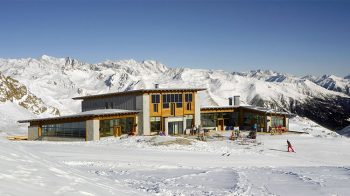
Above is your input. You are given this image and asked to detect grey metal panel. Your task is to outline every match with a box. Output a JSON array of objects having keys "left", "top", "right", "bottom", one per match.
[{"left": 82, "top": 95, "right": 137, "bottom": 112}]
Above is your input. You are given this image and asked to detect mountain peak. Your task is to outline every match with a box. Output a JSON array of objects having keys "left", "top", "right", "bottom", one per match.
[{"left": 40, "top": 54, "right": 57, "bottom": 61}]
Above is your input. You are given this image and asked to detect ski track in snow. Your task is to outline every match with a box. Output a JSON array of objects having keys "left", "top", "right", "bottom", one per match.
[{"left": 1, "top": 132, "right": 350, "bottom": 195}]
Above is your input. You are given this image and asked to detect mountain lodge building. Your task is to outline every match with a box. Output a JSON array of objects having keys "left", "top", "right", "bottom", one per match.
[{"left": 19, "top": 86, "right": 289, "bottom": 141}]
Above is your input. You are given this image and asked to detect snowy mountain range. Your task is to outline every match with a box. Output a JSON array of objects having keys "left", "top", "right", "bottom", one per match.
[{"left": 0, "top": 55, "right": 349, "bottom": 131}]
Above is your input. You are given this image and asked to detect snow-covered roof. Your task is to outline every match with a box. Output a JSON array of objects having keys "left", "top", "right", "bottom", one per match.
[
  {"left": 73, "top": 88, "right": 207, "bottom": 100},
  {"left": 200, "top": 105, "right": 290, "bottom": 115},
  {"left": 18, "top": 109, "right": 139, "bottom": 123},
  {"left": 201, "top": 105, "right": 239, "bottom": 110}
]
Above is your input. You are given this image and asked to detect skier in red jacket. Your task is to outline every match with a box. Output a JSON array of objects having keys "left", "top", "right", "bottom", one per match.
[{"left": 287, "top": 140, "right": 295, "bottom": 152}]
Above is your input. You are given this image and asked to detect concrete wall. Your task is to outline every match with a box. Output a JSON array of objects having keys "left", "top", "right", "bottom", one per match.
[
  {"left": 266, "top": 116, "right": 272, "bottom": 132},
  {"left": 86, "top": 119, "right": 99, "bottom": 141},
  {"left": 135, "top": 94, "right": 150, "bottom": 135},
  {"left": 28, "top": 125, "right": 40, "bottom": 140},
  {"left": 285, "top": 116, "right": 289, "bottom": 130}
]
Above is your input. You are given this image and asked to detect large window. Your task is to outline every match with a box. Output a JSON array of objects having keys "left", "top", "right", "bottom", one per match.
[
  {"left": 150, "top": 117, "right": 161, "bottom": 134},
  {"left": 162, "top": 93, "right": 182, "bottom": 109},
  {"left": 201, "top": 112, "right": 238, "bottom": 129},
  {"left": 271, "top": 116, "right": 284, "bottom": 127},
  {"left": 100, "top": 117, "right": 134, "bottom": 137},
  {"left": 201, "top": 113, "right": 217, "bottom": 127},
  {"left": 151, "top": 94, "right": 160, "bottom": 103},
  {"left": 242, "top": 112, "right": 266, "bottom": 130},
  {"left": 186, "top": 115, "right": 194, "bottom": 129},
  {"left": 185, "top": 93, "right": 193, "bottom": 102},
  {"left": 185, "top": 93, "right": 193, "bottom": 110},
  {"left": 42, "top": 121, "right": 86, "bottom": 138},
  {"left": 151, "top": 94, "right": 160, "bottom": 113}
]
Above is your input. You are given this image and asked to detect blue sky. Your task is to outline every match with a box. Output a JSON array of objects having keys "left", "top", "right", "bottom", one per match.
[{"left": 0, "top": 0, "right": 349, "bottom": 76}]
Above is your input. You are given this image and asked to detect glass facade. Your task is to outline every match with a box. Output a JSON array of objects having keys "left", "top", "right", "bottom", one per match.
[
  {"left": 186, "top": 115, "right": 194, "bottom": 129},
  {"left": 150, "top": 117, "right": 161, "bottom": 134},
  {"left": 100, "top": 117, "right": 134, "bottom": 137},
  {"left": 168, "top": 121, "right": 183, "bottom": 135},
  {"left": 162, "top": 93, "right": 182, "bottom": 109},
  {"left": 201, "top": 112, "right": 238, "bottom": 130},
  {"left": 242, "top": 112, "right": 266, "bottom": 130},
  {"left": 271, "top": 116, "right": 284, "bottom": 127},
  {"left": 42, "top": 121, "right": 86, "bottom": 138}
]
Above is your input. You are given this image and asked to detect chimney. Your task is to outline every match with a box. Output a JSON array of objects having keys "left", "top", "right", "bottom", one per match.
[
  {"left": 234, "top": 96, "right": 240, "bottom": 106},
  {"left": 228, "top": 97, "right": 233, "bottom": 106},
  {"left": 154, "top": 83, "right": 159, "bottom": 89}
]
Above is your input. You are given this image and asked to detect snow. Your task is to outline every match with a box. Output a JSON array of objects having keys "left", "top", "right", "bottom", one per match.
[
  {"left": 0, "top": 101, "right": 34, "bottom": 134},
  {"left": 337, "top": 125, "right": 350, "bottom": 137},
  {"left": 0, "top": 56, "right": 349, "bottom": 131},
  {"left": 1, "top": 122, "right": 349, "bottom": 195},
  {"left": 289, "top": 116, "right": 338, "bottom": 137}
]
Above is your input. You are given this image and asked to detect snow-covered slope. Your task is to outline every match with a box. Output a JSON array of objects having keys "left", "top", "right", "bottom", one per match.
[
  {"left": 337, "top": 125, "right": 350, "bottom": 137},
  {"left": 304, "top": 74, "right": 350, "bottom": 96},
  {"left": 0, "top": 71, "right": 60, "bottom": 132},
  {"left": 0, "top": 55, "right": 349, "bottom": 131}
]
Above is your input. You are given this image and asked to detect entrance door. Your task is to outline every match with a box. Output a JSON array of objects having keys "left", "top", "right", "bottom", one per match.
[
  {"left": 113, "top": 126, "right": 121, "bottom": 137},
  {"left": 168, "top": 121, "right": 183, "bottom": 135},
  {"left": 218, "top": 119, "right": 224, "bottom": 131}
]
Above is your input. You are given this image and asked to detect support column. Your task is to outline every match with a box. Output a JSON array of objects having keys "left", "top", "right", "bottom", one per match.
[
  {"left": 164, "top": 117, "right": 169, "bottom": 135},
  {"left": 135, "top": 94, "right": 150, "bottom": 135},
  {"left": 86, "top": 119, "right": 99, "bottom": 141},
  {"left": 28, "top": 125, "right": 40, "bottom": 140},
  {"left": 194, "top": 92, "right": 201, "bottom": 127},
  {"left": 183, "top": 116, "right": 187, "bottom": 135},
  {"left": 285, "top": 116, "right": 289, "bottom": 131}
]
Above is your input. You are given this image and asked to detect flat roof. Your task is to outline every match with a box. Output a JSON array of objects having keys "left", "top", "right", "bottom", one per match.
[
  {"left": 240, "top": 105, "right": 290, "bottom": 115},
  {"left": 18, "top": 109, "right": 139, "bottom": 123},
  {"left": 72, "top": 88, "right": 207, "bottom": 100},
  {"left": 201, "top": 105, "right": 239, "bottom": 110},
  {"left": 201, "top": 105, "right": 290, "bottom": 115}
]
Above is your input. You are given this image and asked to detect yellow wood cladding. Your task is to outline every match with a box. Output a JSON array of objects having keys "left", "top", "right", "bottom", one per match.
[{"left": 149, "top": 92, "right": 196, "bottom": 117}]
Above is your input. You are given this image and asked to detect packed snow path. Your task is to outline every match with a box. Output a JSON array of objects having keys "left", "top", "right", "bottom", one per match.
[{"left": 1, "top": 133, "right": 350, "bottom": 195}]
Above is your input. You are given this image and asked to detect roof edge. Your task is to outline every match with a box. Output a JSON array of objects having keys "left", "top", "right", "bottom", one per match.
[{"left": 73, "top": 88, "right": 207, "bottom": 100}]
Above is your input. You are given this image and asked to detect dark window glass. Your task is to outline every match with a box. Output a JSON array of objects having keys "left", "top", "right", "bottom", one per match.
[
  {"left": 186, "top": 102, "right": 191, "bottom": 110},
  {"left": 42, "top": 121, "right": 86, "bottom": 138},
  {"left": 186, "top": 119, "right": 193, "bottom": 129},
  {"left": 171, "top": 94, "right": 175, "bottom": 102},
  {"left": 151, "top": 121, "right": 161, "bottom": 133},
  {"left": 152, "top": 94, "right": 160, "bottom": 103},
  {"left": 105, "top": 102, "right": 109, "bottom": 109},
  {"left": 100, "top": 117, "right": 135, "bottom": 137},
  {"left": 167, "top": 94, "right": 170, "bottom": 102},
  {"left": 176, "top": 102, "right": 182, "bottom": 108},
  {"left": 163, "top": 95, "right": 166, "bottom": 103},
  {"left": 153, "top": 104, "right": 158, "bottom": 112},
  {"left": 189, "top": 94, "right": 192, "bottom": 102},
  {"left": 163, "top": 103, "right": 169, "bottom": 108}
]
